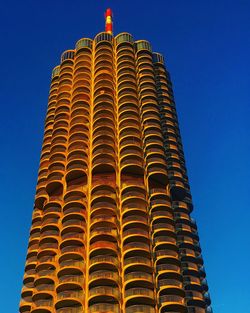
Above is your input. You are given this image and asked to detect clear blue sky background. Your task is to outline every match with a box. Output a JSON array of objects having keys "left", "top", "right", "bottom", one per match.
[{"left": 0, "top": 1, "right": 249, "bottom": 312}]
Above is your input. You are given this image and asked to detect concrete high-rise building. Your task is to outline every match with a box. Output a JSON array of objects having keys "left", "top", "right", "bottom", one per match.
[{"left": 19, "top": 9, "right": 212, "bottom": 313}]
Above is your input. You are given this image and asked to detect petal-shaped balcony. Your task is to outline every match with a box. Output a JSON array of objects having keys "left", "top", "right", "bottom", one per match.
[
  {"left": 56, "top": 306, "right": 84, "bottom": 313},
  {"left": 120, "top": 155, "right": 144, "bottom": 176},
  {"left": 124, "top": 256, "right": 152, "bottom": 274},
  {"left": 74, "top": 65, "right": 91, "bottom": 79},
  {"left": 123, "top": 241, "right": 150, "bottom": 256},
  {"left": 89, "top": 303, "right": 120, "bottom": 313},
  {"left": 147, "top": 164, "right": 168, "bottom": 186},
  {"left": 42, "top": 213, "right": 60, "bottom": 228},
  {"left": 120, "top": 146, "right": 143, "bottom": 162},
  {"left": 157, "top": 275, "right": 183, "bottom": 293},
  {"left": 58, "top": 246, "right": 84, "bottom": 263},
  {"left": 72, "top": 86, "right": 91, "bottom": 101},
  {"left": 19, "top": 301, "right": 31, "bottom": 313},
  {"left": 121, "top": 198, "right": 148, "bottom": 216},
  {"left": 66, "top": 159, "right": 88, "bottom": 182},
  {"left": 57, "top": 271, "right": 84, "bottom": 291},
  {"left": 39, "top": 238, "right": 58, "bottom": 253},
  {"left": 63, "top": 190, "right": 86, "bottom": 206},
  {"left": 89, "top": 241, "right": 118, "bottom": 258},
  {"left": 36, "top": 262, "right": 56, "bottom": 278},
  {"left": 125, "top": 305, "right": 155, "bottom": 313},
  {"left": 125, "top": 288, "right": 155, "bottom": 306},
  {"left": 28, "top": 239, "right": 39, "bottom": 254},
  {"left": 62, "top": 214, "right": 86, "bottom": 232},
  {"left": 186, "top": 290, "right": 206, "bottom": 309},
  {"left": 55, "top": 290, "right": 84, "bottom": 310},
  {"left": 71, "top": 87, "right": 90, "bottom": 104},
  {"left": 89, "top": 255, "right": 118, "bottom": 273},
  {"left": 61, "top": 230, "right": 85, "bottom": 244},
  {"left": 63, "top": 200, "right": 86, "bottom": 216},
  {"left": 60, "top": 241, "right": 85, "bottom": 256},
  {"left": 90, "top": 216, "right": 117, "bottom": 232},
  {"left": 124, "top": 271, "right": 153, "bottom": 290},
  {"left": 31, "top": 292, "right": 54, "bottom": 312},
  {"left": 88, "top": 286, "right": 119, "bottom": 306},
  {"left": 92, "top": 157, "right": 116, "bottom": 176},
  {"left": 154, "top": 233, "right": 177, "bottom": 249},
  {"left": 120, "top": 137, "right": 142, "bottom": 152},
  {"left": 93, "top": 128, "right": 114, "bottom": 143},
  {"left": 159, "top": 292, "right": 186, "bottom": 313},
  {"left": 118, "top": 92, "right": 137, "bottom": 108},
  {"left": 89, "top": 270, "right": 119, "bottom": 288}
]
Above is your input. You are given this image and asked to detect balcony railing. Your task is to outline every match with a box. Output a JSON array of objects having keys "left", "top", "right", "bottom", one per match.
[{"left": 125, "top": 288, "right": 154, "bottom": 298}]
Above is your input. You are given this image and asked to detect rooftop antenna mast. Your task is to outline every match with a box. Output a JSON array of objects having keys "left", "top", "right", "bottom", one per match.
[{"left": 105, "top": 8, "right": 113, "bottom": 35}]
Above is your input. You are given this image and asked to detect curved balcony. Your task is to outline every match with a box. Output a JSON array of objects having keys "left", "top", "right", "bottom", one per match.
[
  {"left": 36, "top": 263, "right": 56, "bottom": 279},
  {"left": 60, "top": 243, "right": 85, "bottom": 256},
  {"left": 152, "top": 222, "right": 175, "bottom": 234},
  {"left": 154, "top": 234, "right": 177, "bottom": 250},
  {"left": 65, "top": 164, "right": 87, "bottom": 185},
  {"left": 31, "top": 296, "right": 54, "bottom": 312},
  {"left": 125, "top": 288, "right": 154, "bottom": 306},
  {"left": 90, "top": 216, "right": 117, "bottom": 231},
  {"left": 89, "top": 255, "right": 118, "bottom": 272},
  {"left": 55, "top": 290, "right": 84, "bottom": 309},
  {"left": 122, "top": 213, "right": 148, "bottom": 229},
  {"left": 56, "top": 306, "right": 83, "bottom": 313},
  {"left": 92, "top": 158, "right": 115, "bottom": 176},
  {"left": 120, "top": 133, "right": 141, "bottom": 150},
  {"left": 19, "top": 301, "right": 31, "bottom": 313},
  {"left": 61, "top": 230, "right": 85, "bottom": 243},
  {"left": 159, "top": 293, "right": 186, "bottom": 313},
  {"left": 90, "top": 227, "right": 117, "bottom": 244},
  {"left": 89, "top": 270, "right": 119, "bottom": 287},
  {"left": 36, "top": 249, "right": 56, "bottom": 265},
  {"left": 120, "top": 146, "right": 143, "bottom": 161},
  {"left": 34, "top": 276, "right": 55, "bottom": 291},
  {"left": 62, "top": 205, "right": 85, "bottom": 221},
  {"left": 64, "top": 186, "right": 86, "bottom": 201},
  {"left": 124, "top": 272, "right": 153, "bottom": 289},
  {"left": 42, "top": 213, "right": 60, "bottom": 227},
  {"left": 62, "top": 215, "right": 85, "bottom": 231},
  {"left": 121, "top": 198, "right": 148, "bottom": 215},
  {"left": 156, "top": 263, "right": 180, "bottom": 275},
  {"left": 89, "top": 303, "right": 119, "bottom": 313},
  {"left": 71, "top": 88, "right": 90, "bottom": 104},
  {"left": 186, "top": 290, "right": 206, "bottom": 309},
  {"left": 155, "top": 249, "right": 179, "bottom": 262},
  {"left": 123, "top": 228, "right": 149, "bottom": 242},
  {"left": 88, "top": 286, "right": 119, "bottom": 305},
  {"left": 39, "top": 238, "right": 58, "bottom": 252},
  {"left": 59, "top": 254, "right": 84, "bottom": 268},
  {"left": 123, "top": 242, "right": 150, "bottom": 255},
  {"left": 57, "top": 273, "right": 84, "bottom": 290},
  {"left": 89, "top": 241, "right": 118, "bottom": 258},
  {"left": 124, "top": 256, "right": 152, "bottom": 272},
  {"left": 125, "top": 305, "right": 155, "bottom": 313}
]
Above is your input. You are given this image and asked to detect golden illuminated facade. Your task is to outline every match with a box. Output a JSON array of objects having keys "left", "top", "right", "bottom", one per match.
[{"left": 19, "top": 11, "right": 212, "bottom": 313}]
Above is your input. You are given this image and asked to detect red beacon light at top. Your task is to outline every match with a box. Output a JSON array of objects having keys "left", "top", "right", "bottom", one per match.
[{"left": 105, "top": 8, "right": 113, "bottom": 35}]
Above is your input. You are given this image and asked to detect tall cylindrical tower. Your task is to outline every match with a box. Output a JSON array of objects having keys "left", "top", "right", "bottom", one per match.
[{"left": 19, "top": 10, "right": 212, "bottom": 313}]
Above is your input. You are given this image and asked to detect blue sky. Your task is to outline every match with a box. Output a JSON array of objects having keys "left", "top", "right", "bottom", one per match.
[{"left": 0, "top": 1, "right": 249, "bottom": 312}]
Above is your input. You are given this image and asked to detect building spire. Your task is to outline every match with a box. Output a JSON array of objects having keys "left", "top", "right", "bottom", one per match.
[{"left": 105, "top": 8, "right": 113, "bottom": 35}]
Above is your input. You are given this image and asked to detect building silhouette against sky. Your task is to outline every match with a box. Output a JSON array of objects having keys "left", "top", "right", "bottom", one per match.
[{"left": 19, "top": 9, "right": 212, "bottom": 313}]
